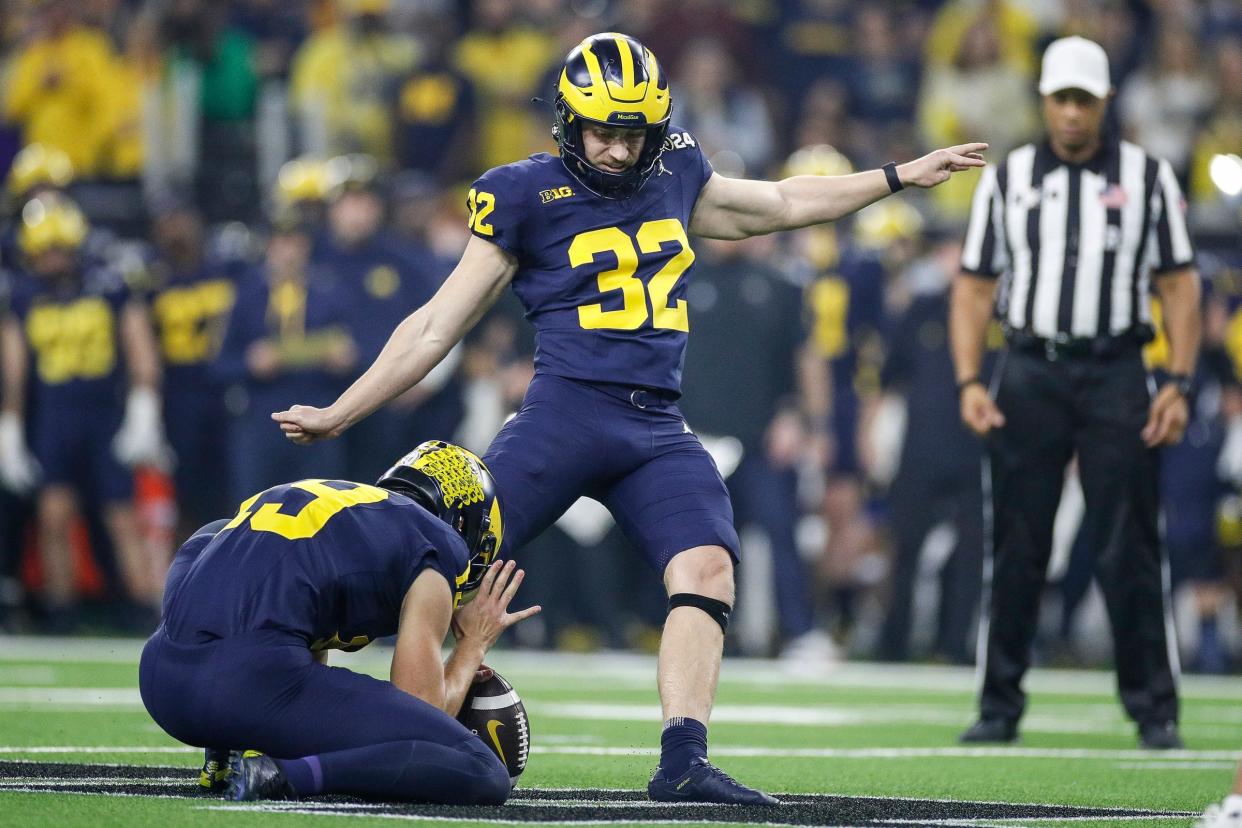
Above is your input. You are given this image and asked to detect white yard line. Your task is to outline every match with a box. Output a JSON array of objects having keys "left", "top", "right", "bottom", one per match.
[
  {"left": 529, "top": 745, "right": 1242, "bottom": 761},
  {"left": 881, "top": 820, "right": 1192, "bottom": 826},
  {"left": 1113, "top": 761, "right": 1237, "bottom": 770},
  {"left": 0, "top": 778, "right": 189, "bottom": 786},
  {"left": 526, "top": 702, "right": 1137, "bottom": 736},
  {"left": 0, "top": 666, "right": 58, "bottom": 684},
  {"left": 4, "top": 636, "right": 1242, "bottom": 700},
  {"left": 0, "top": 689, "right": 1231, "bottom": 742},
  {"left": 0, "top": 746, "right": 198, "bottom": 754},
  {"left": 0, "top": 744, "right": 1239, "bottom": 762},
  {"left": 0, "top": 687, "right": 142, "bottom": 707}
]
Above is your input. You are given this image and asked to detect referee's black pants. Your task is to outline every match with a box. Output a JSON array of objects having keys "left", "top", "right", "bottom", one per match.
[{"left": 979, "top": 346, "right": 1178, "bottom": 727}]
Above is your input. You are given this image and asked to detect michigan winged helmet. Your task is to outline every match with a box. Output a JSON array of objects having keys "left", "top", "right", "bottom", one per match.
[
  {"left": 376, "top": 441, "right": 503, "bottom": 602},
  {"left": 553, "top": 33, "right": 672, "bottom": 199}
]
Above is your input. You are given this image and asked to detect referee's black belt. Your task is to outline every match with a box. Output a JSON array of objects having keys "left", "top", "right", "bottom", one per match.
[{"left": 1007, "top": 330, "right": 1147, "bottom": 362}]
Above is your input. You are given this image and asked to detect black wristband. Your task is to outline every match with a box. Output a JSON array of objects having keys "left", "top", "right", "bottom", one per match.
[
  {"left": 956, "top": 376, "right": 982, "bottom": 394},
  {"left": 883, "top": 161, "right": 904, "bottom": 193},
  {"left": 1166, "top": 372, "right": 1193, "bottom": 398}
]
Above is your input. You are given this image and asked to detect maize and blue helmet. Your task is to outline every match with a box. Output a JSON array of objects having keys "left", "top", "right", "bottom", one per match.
[
  {"left": 17, "top": 193, "right": 88, "bottom": 259},
  {"left": 553, "top": 33, "right": 672, "bottom": 200},
  {"left": 377, "top": 441, "right": 503, "bottom": 605}
]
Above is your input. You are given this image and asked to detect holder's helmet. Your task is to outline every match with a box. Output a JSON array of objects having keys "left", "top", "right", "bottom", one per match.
[{"left": 377, "top": 441, "right": 503, "bottom": 604}]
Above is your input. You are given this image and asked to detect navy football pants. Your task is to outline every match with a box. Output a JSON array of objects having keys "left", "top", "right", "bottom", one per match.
[
  {"left": 140, "top": 529, "right": 509, "bottom": 804},
  {"left": 484, "top": 374, "right": 740, "bottom": 572}
]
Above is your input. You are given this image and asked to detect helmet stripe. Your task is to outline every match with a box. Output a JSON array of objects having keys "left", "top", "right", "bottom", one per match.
[
  {"left": 613, "top": 33, "right": 635, "bottom": 90},
  {"left": 580, "top": 39, "right": 607, "bottom": 94},
  {"left": 646, "top": 47, "right": 666, "bottom": 91}
]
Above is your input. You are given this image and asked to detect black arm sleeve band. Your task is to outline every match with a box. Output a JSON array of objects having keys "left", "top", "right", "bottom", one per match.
[{"left": 667, "top": 593, "right": 732, "bottom": 634}]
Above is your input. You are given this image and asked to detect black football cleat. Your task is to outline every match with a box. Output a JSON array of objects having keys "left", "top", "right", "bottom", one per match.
[
  {"left": 1139, "top": 721, "right": 1184, "bottom": 750},
  {"left": 226, "top": 753, "right": 296, "bottom": 802},
  {"left": 959, "top": 718, "right": 1020, "bottom": 744},
  {"left": 198, "top": 748, "right": 233, "bottom": 793},
  {"left": 648, "top": 758, "right": 779, "bottom": 805}
]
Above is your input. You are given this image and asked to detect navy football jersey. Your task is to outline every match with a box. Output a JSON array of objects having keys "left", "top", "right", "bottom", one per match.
[
  {"left": 149, "top": 264, "right": 237, "bottom": 386},
  {"left": 466, "top": 128, "right": 713, "bottom": 393},
  {"left": 7, "top": 265, "right": 132, "bottom": 411},
  {"left": 162, "top": 480, "right": 470, "bottom": 651}
]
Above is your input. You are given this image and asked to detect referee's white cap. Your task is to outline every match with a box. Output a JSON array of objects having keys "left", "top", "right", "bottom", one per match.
[{"left": 1038, "top": 36, "right": 1111, "bottom": 99}]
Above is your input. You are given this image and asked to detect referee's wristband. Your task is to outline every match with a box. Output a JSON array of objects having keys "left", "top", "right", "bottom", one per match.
[
  {"left": 882, "top": 162, "right": 904, "bottom": 193},
  {"left": 956, "top": 376, "right": 983, "bottom": 395},
  {"left": 1166, "top": 373, "right": 1193, "bottom": 398}
]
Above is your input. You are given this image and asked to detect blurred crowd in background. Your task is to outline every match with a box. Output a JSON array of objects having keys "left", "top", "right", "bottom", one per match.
[{"left": 1, "top": 0, "right": 1241, "bottom": 675}]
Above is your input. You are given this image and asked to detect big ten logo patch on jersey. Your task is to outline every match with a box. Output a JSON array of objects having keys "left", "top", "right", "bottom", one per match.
[
  {"left": 663, "top": 132, "right": 696, "bottom": 151},
  {"left": 413, "top": 445, "right": 486, "bottom": 507},
  {"left": 26, "top": 297, "right": 115, "bottom": 384},
  {"left": 539, "top": 186, "right": 574, "bottom": 204},
  {"left": 365, "top": 265, "right": 400, "bottom": 299}
]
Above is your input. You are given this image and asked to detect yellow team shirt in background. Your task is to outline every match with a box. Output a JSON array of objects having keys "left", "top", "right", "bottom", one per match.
[
  {"left": 5, "top": 27, "right": 117, "bottom": 176},
  {"left": 454, "top": 27, "right": 557, "bottom": 171}
]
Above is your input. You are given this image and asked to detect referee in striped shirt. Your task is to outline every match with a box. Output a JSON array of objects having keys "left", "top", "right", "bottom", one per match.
[{"left": 950, "top": 36, "right": 1201, "bottom": 750}]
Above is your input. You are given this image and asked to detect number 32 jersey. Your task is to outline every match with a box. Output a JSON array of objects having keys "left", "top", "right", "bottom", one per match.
[{"left": 467, "top": 128, "right": 712, "bottom": 394}]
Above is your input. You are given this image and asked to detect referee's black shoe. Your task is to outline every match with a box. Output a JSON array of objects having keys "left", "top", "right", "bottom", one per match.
[
  {"left": 1138, "top": 721, "right": 1184, "bottom": 750},
  {"left": 959, "top": 718, "right": 1019, "bottom": 744}
]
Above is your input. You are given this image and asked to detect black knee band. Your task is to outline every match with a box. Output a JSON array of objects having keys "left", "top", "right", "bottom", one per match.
[{"left": 668, "top": 593, "right": 732, "bottom": 634}]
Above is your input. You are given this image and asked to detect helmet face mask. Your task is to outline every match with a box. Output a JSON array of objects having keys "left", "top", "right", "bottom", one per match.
[
  {"left": 554, "top": 33, "right": 672, "bottom": 200},
  {"left": 376, "top": 441, "right": 503, "bottom": 606}
]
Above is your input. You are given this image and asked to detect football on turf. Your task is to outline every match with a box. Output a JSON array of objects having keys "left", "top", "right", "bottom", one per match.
[{"left": 457, "top": 667, "right": 529, "bottom": 787}]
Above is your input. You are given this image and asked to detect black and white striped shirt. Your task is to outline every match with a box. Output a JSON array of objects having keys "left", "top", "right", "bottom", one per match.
[{"left": 960, "top": 140, "right": 1194, "bottom": 339}]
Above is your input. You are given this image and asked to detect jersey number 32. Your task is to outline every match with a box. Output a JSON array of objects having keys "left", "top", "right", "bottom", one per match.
[{"left": 571, "top": 219, "right": 693, "bottom": 332}]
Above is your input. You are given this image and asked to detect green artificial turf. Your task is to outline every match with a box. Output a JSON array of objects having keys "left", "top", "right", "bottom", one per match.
[{"left": 0, "top": 636, "right": 1235, "bottom": 826}]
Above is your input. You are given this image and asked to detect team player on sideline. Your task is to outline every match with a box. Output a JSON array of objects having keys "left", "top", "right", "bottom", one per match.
[
  {"left": 1, "top": 193, "right": 170, "bottom": 629},
  {"left": 140, "top": 441, "right": 539, "bottom": 804},
  {"left": 274, "top": 32, "right": 987, "bottom": 804}
]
